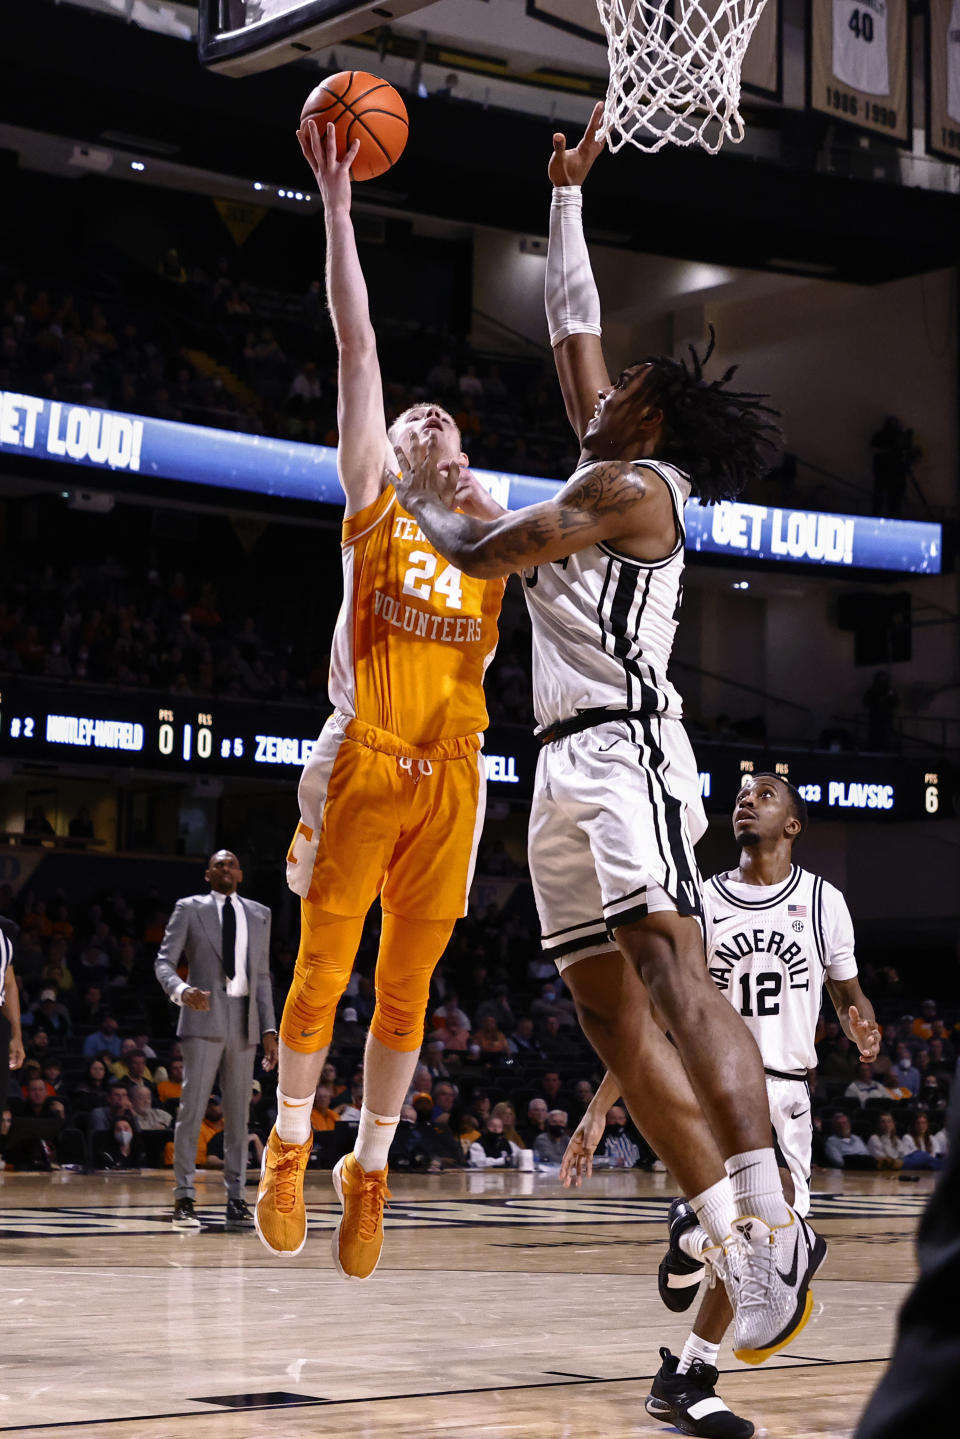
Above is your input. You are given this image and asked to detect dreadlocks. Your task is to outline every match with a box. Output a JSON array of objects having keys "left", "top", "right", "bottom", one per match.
[{"left": 638, "top": 328, "right": 781, "bottom": 505}]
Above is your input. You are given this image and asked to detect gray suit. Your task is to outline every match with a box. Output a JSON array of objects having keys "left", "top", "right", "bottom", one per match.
[{"left": 155, "top": 893, "right": 276, "bottom": 1202}]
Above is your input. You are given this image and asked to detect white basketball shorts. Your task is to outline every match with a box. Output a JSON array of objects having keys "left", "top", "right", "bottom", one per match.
[
  {"left": 528, "top": 715, "right": 708, "bottom": 974},
  {"left": 767, "top": 1074, "right": 812, "bottom": 1218}
]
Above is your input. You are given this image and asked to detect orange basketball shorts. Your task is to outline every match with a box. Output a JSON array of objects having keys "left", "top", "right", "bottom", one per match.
[{"left": 286, "top": 710, "right": 487, "bottom": 922}]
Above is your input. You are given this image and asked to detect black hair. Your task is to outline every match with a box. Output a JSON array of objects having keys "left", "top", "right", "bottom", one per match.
[
  {"left": 639, "top": 328, "right": 781, "bottom": 504},
  {"left": 751, "top": 772, "right": 808, "bottom": 836}
]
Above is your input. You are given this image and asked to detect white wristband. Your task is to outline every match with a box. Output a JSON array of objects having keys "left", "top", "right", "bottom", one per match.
[{"left": 545, "top": 185, "right": 602, "bottom": 348}]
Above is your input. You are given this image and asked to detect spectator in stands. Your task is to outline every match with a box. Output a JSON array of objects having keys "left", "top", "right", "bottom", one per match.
[
  {"left": 73, "top": 1057, "right": 112, "bottom": 1114},
  {"left": 533, "top": 1110, "right": 570, "bottom": 1166},
  {"left": 824, "top": 1112, "right": 876, "bottom": 1171},
  {"left": 26, "top": 987, "right": 72, "bottom": 1046},
  {"left": 491, "top": 1101, "right": 524, "bottom": 1150},
  {"left": 310, "top": 1082, "right": 338, "bottom": 1134},
  {"left": 472, "top": 1012, "right": 510, "bottom": 1062},
  {"left": 845, "top": 1062, "right": 899, "bottom": 1108},
  {"left": 867, "top": 1112, "right": 907, "bottom": 1169},
  {"left": 818, "top": 1029, "right": 862, "bottom": 1084},
  {"left": 89, "top": 1084, "right": 136, "bottom": 1134},
  {"left": 530, "top": 981, "right": 576, "bottom": 1030},
  {"left": 902, "top": 1113, "right": 948, "bottom": 1169},
  {"left": 570, "top": 1079, "right": 597, "bottom": 1124},
  {"left": 194, "top": 1094, "right": 225, "bottom": 1169},
  {"left": 423, "top": 1037, "right": 451, "bottom": 1081},
  {"left": 334, "top": 1075, "right": 364, "bottom": 1124},
  {"left": 434, "top": 72, "right": 459, "bottom": 100},
  {"left": 468, "top": 1114, "right": 518, "bottom": 1169},
  {"left": 598, "top": 1105, "right": 641, "bottom": 1169},
  {"left": 431, "top": 1081, "right": 457, "bottom": 1123},
  {"left": 23, "top": 805, "right": 55, "bottom": 843},
  {"left": 21, "top": 1075, "right": 54, "bottom": 1118},
  {"left": 157, "top": 1058, "right": 184, "bottom": 1109},
  {"left": 95, "top": 1114, "right": 144, "bottom": 1170},
  {"left": 432, "top": 991, "right": 471, "bottom": 1034},
  {"left": 458, "top": 363, "right": 483, "bottom": 399},
  {"left": 893, "top": 1042, "right": 922, "bottom": 1096},
  {"left": 424, "top": 353, "right": 456, "bottom": 396},
  {"left": 540, "top": 1014, "right": 582, "bottom": 1064},
  {"left": 67, "top": 807, "right": 95, "bottom": 841},
  {"left": 71, "top": 983, "right": 106, "bottom": 1030},
  {"left": 542, "top": 1070, "right": 572, "bottom": 1113},
  {"left": 474, "top": 983, "right": 515, "bottom": 1035},
  {"left": 510, "top": 1016, "right": 545, "bottom": 1062},
  {"left": 129, "top": 1081, "right": 172, "bottom": 1133},
  {"left": 871, "top": 1052, "right": 913, "bottom": 1102},
  {"left": 918, "top": 1074, "right": 949, "bottom": 1116},
  {"left": 927, "top": 1038, "right": 953, "bottom": 1078},
  {"left": 519, "top": 1097, "right": 548, "bottom": 1149},
  {"left": 288, "top": 361, "right": 323, "bottom": 406},
  {"left": 911, "top": 1000, "right": 938, "bottom": 1042}
]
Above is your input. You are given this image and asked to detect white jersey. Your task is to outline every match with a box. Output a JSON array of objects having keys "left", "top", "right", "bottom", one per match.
[
  {"left": 832, "top": 0, "right": 890, "bottom": 96},
  {"left": 0, "top": 921, "right": 13, "bottom": 1006},
  {"left": 948, "top": 0, "right": 960, "bottom": 125},
  {"left": 523, "top": 460, "right": 689, "bottom": 730},
  {"left": 703, "top": 865, "right": 858, "bottom": 1075}
]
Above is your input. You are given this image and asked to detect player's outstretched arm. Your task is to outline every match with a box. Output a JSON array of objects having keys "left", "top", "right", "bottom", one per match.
[
  {"left": 546, "top": 102, "right": 611, "bottom": 444},
  {"left": 298, "top": 118, "right": 389, "bottom": 518},
  {"left": 393, "top": 434, "right": 649, "bottom": 578},
  {"left": 827, "top": 977, "right": 881, "bottom": 1061}
]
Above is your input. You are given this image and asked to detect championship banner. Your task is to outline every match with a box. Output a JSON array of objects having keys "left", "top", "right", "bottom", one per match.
[
  {"left": 807, "top": 0, "right": 911, "bottom": 144},
  {"left": 742, "top": 0, "right": 782, "bottom": 99},
  {"left": 926, "top": 0, "right": 960, "bottom": 163},
  {"left": 0, "top": 390, "right": 942, "bottom": 575}
]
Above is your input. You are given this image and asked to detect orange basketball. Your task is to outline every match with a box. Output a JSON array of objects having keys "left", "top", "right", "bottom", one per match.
[{"left": 300, "top": 71, "right": 409, "bottom": 183}]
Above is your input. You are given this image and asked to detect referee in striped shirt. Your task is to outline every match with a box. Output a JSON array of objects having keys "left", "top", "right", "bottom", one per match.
[{"left": 0, "top": 918, "right": 25, "bottom": 1084}]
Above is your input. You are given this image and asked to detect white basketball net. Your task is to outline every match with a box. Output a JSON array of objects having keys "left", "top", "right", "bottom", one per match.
[{"left": 595, "top": 0, "right": 769, "bottom": 155}]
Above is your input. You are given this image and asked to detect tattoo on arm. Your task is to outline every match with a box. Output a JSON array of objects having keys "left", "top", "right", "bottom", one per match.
[{"left": 407, "top": 461, "right": 645, "bottom": 577}]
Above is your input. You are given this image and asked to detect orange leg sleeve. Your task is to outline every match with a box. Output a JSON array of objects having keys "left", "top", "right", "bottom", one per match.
[
  {"left": 279, "top": 903, "right": 367, "bottom": 1054},
  {"left": 368, "top": 912, "right": 456, "bottom": 1054}
]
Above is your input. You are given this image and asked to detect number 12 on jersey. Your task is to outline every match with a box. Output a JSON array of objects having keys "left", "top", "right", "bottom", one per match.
[{"left": 739, "top": 971, "right": 783, "bottom": 1016}]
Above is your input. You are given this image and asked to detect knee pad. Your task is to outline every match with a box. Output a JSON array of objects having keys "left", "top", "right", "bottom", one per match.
[
  {"left": 279, "top": 906, "right": 365, "bottom": 1054},
  {"left": 368, "top": 913, "right": 453, "bottom": 1054}
]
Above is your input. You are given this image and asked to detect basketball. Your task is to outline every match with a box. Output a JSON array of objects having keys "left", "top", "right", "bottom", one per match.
[{"left": 300, "top": 71, "right": 409, "bottom": 183}]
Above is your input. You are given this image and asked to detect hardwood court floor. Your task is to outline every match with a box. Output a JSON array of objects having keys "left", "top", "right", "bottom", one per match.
[{"left": 0, "top": 1167, "right": 932, "bottom": 1439}]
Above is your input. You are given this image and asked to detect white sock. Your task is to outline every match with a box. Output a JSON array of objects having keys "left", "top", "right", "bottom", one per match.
[
  {"left": 354, "top": 1106, "right": 400, "bottom": 1172},
  {"left": 275, "top": 1088, "right": 313, "bottom": 1145},
  {"left": 677, "top": 1333, "right": 721, "bottom": 1375},
  {"left": 678, "top": 1223, "right": 713, "bottom": 1264},
  {"left": 690, "top": 1176, "right": 736, "bottom": 1248},
  {"left": 725, "top": 1147, "right": 791, "bottom": 1229}
]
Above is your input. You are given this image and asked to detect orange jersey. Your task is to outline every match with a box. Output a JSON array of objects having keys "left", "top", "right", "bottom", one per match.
[{"left": 329, "top": 486, "right": 503, "bottom": 746}]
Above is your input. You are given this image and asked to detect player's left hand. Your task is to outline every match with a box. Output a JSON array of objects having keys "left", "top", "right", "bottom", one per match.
[
  {"left": 393, "top": 433, "right": 458, "bottom": 510},
  {"left": 849, "top": 1005, "right": 881, "bottom": 1061},
  {"left": 560, "top": 1107, "right": 606, "bottom": 1188},
  {"left": 261, "top": 1032, "right": 279, "bottom": 1072}
]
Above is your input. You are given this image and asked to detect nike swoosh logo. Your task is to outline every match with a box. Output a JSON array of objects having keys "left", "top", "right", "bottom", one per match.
[
  {"left": 776, "top": 1235, "right": 800, "bottom": 1287},
  {"left": 300, "top": 1028, "right": 321, "bottom": 1038},
  {"left": 712, "top": 915, "right": 735, "bottom": 924},
  {"left": 790, "top": 1107, "right": 810, "bottom": 1120},
  {"left": 729, "top": 1160, "right": 762, "bottom": 1181},
  {"left": 282, "top": 1100, "right": 309, "bottom": 1108},
  {"left": 373, "top": 1119, "right": 395, "bottom": 1127}
]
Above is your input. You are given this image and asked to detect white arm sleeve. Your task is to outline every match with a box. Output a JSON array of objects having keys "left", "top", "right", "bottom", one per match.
[{"left": 545, "top": 186, "right": 602, "bottom": 348}]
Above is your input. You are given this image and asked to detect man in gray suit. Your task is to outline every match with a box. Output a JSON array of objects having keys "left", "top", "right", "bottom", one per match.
[{"left": 155, "top": 849, "right": 278, "bottom": 1230}]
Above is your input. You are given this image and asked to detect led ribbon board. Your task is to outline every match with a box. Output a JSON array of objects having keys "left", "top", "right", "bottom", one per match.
[{"left": 0, "top": 391, "right": 942, "bottom": 575}]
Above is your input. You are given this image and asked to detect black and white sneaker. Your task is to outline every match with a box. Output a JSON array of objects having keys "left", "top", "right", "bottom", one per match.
[
  {"left": 172, "top": 1197, "right": 201, "bottom": 1231},
  {"left": 658, "top": 1197, "right": 706, "bottom": 1313},
  {"left": 225, "top": 1197, "right": 254, "bottom": 1232},
  {"left": 645, "top": 1347, "right": 754, "bottom": 1438},
  {"left": 725, "top": 1208, "right": 820, "bottom": 1364}
]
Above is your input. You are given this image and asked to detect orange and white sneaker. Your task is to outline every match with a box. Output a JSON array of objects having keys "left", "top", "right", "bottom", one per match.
[
  {"left": 331, "top": 1153, "right": 392, "bottom": 1281},
  {"left": 254, "top": 1127, "right": 313, "bottom": 1258}
]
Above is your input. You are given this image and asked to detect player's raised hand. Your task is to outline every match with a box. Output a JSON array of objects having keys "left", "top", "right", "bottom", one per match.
[
  {"left": 560, "top": 1106, "right": 606, "bottom": 1189},
  {"left": 393, "top": 433, "right": 458, "bottom": 511},
  {"left": 297, "top": 119, "right": 361, "bottom": 211},
  {"left": 548, "top": 101, "right": 606, "bottom": 188},
  {"left": 453, "top": 468, "right": 505, "bottom": 520},
  {"left": 849, "top": 1005, "right": 881, "bottom": 1061}
]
